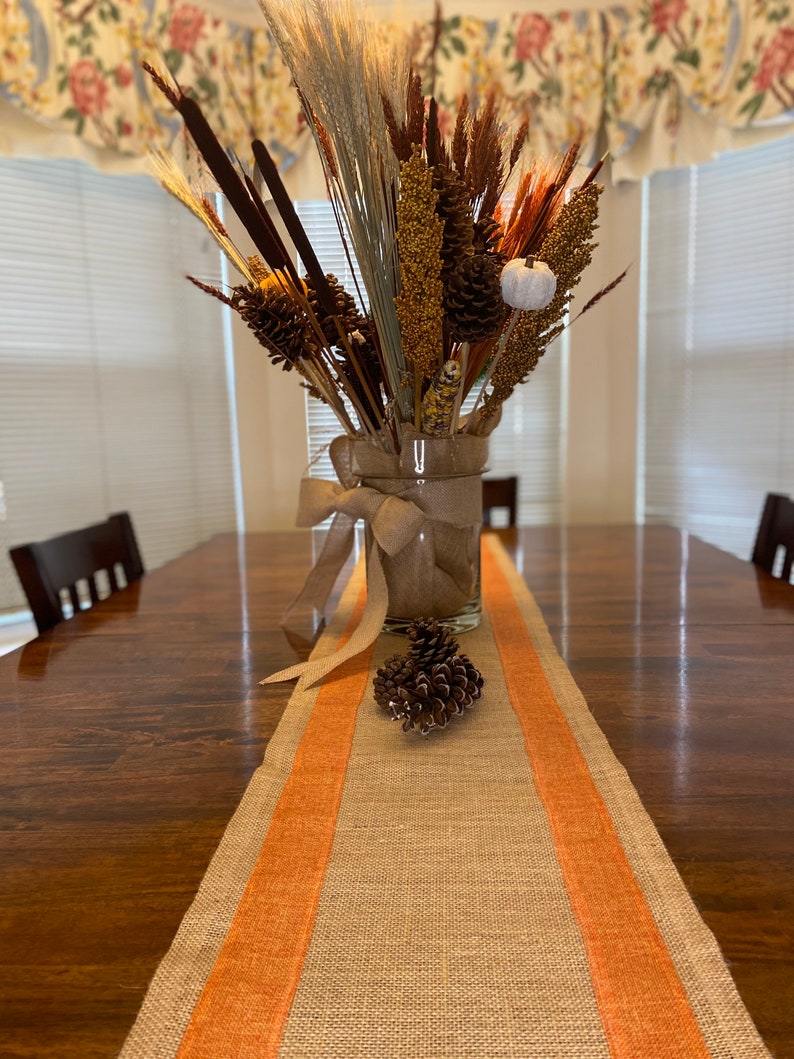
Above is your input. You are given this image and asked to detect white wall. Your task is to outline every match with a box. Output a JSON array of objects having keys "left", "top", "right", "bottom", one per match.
[
  {"left": 225, "top": 213, "right": 310, "bottom": 532},
  {"left": 229, "top": 308, "right": 309, "bottom": 531},
  {"left": 564, "top": 174, "right": 643, "bottom": 524}
]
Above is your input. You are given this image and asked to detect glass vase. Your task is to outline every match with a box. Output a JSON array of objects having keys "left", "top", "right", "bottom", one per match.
[{"left": 352, "top": 429, "right": 488, "bottom": 634}]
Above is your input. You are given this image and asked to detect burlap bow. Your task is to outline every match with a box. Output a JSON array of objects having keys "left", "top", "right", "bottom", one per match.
[
  {"left": 261, "top": 430, "right": 488, "bottom": 688},
  {"left": 261, "top": 436, "right": 424, "bottom": 687}
]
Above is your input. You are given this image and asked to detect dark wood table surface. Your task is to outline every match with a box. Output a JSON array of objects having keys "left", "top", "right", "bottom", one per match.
[{"left": 0, "top": 527, "right": 792, "bottom": 1058}]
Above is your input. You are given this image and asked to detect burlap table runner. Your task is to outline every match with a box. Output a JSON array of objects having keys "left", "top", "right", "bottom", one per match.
[{"left": 121, "top": 536, "right": 771, "bottom": 1059}]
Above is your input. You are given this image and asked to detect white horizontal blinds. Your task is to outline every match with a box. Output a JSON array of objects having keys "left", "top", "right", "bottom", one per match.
[
  {"left": 295, "top": 199, "right": 563, "bottom": 522},
  {"left": 643, "top": 136, "right": 794, "bottom": 559},
  {"left": 294, "top": 200, "right": 365, "bottom": 304},
  {"left": 482, "top": 353, "right": 563, "bottom": 525},
  {"left": 0, "top": 158, "right": 237, "bottom": 612}
]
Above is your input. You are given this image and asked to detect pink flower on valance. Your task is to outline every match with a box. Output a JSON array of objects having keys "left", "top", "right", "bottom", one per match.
[
  {"left": 649, "top": 0, "right": 687, "bottom": 37},
  {"left": 515, "top": 14, "right": 552, "bottom": 62},
  {"left": 168, "top": 5, "right": 206, "bottom": 54},
  {"left": 754, "top": 26, "right": 794, "bottom": 91},
  {"left": 68, "top": 59, "right": 109, "bottom": 117}
]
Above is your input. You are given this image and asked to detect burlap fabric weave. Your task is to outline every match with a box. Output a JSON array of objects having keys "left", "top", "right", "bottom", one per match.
[
  {"left": 351, "top": 427, "right": 487, "bottom": 619},
  {"left": 121, "top": 537, "right": 771, "bottom": 1059}
]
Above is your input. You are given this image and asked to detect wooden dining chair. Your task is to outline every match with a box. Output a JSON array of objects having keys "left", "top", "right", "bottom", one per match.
[
  {"left": 482, "top": 476, "right": 518, "bottom": 528},
  {"left": 9, "top": 512, "right": 145, "bottom": 633},
  {"left": 751, "top": 493, "right": 794, "bottom": 582}
]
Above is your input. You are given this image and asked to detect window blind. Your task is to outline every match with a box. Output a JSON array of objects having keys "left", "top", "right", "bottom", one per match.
[
  {"left": 295, "top": 200, "right": 563, "bottom": 524},
  {"left": 642, "top": 135, "right": 794, "bottom": 561},
  {"left": 0, "top": 158, "right": 238, "bottom": 613}
]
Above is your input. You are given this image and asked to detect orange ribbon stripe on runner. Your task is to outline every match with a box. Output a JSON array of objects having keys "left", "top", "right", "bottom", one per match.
[
  {"left": 176, "top": 584, "right": 372, "bottom": 1059},
  {"left": 481, "top": 536, "right": 712, "bottom": 1059}
]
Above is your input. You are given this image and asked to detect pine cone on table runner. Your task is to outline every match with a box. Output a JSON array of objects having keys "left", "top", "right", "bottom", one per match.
[
  {"left": 405, "top": 619, "right": 459, "bottom": 668},
  {"left": 373, "top": 619, "right": 484, "bottom": 736},
  {"left": 392, "top": 657, "right": 484, "bottom": 735},
  {"left": 373, "top": 655, "right": 415, "bottom": 710}
]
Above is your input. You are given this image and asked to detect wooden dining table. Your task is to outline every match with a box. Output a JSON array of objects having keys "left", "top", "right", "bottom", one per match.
[{"left": 0, "top": 525, "right": 792, "bottom": 1058}]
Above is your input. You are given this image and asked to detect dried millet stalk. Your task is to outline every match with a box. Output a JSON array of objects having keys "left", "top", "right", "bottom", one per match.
[
  {"left": 247, "top": 255, "right": 269, "bottom": 284},
  {"left": 394, "top": 148, "right": 445, "bottom": 385}
]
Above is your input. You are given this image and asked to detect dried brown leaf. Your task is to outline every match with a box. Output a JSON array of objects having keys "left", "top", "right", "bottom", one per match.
[
  {"left": 571, "top": 266, "right": 630, "bottom": 322},
  {"left": 452, "top": 95, "right": 469, "bottom": 175}
]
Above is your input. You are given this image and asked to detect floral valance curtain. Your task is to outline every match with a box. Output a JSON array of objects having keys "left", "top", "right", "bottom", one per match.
[
  {"left": 0, "top": 0, "right": 302, "bottom": 170},
  {"left": 1, "top": 0, "right": 792, "bottom": 181}
]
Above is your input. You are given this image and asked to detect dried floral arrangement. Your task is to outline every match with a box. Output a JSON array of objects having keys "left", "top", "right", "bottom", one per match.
[{"left": 145, "top": 0, "right": 623, "bottom": 454}]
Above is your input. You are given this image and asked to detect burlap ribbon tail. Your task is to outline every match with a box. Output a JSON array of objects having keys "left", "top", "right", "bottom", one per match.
[{"left": 261, "top": 436, "right": 426, "bottom": 688}]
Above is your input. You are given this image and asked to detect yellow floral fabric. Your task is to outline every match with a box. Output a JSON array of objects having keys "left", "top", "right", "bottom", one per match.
[
  {"left": 1, "top": 0, "right": 37, "bottom": 102},
  {"left": 0, "top": 0, "right": 792, "bottom": 178},
  {"left": 410, "top": 11, "right": 605, "bottom": 160},
  {"left": 603, "top": 0, "right": 794, "bottom": 171},
  {"left": 0, "top": 0, "right": 301, "bottom": 169}
]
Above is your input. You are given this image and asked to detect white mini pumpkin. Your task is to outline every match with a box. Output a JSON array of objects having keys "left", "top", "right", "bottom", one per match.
[{"left": 500, "top": 257, "right": 557, "bottom": 311}]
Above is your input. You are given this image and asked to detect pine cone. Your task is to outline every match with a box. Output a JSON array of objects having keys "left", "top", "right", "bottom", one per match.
[
  {"left": 334, "top": 324, "right": 383, "bottom": 427},
  {"left": 432, "top": 165, "right": 474, "bottom": 278},
  {"left": 443, "top": 253, "right": 504, "bottom": 342},
  {"left": 432, "top": 656, "right": 484, "bottom": 717},
  {"left": 231, "top": 284, "right": 315, "bottom": 370},
  {"left": 391, "top": 668, "right": 448, "bottom": 735},
  {"left": 473, "top": 216, "right": 504, "bottom": 256},
  {"left": 306, "top": 275, "right": 383, "bottom": 426},
  {"left": 372, "top": 619, "right": 484, "bottom": 736},
  {"left": 306, "top": 273, "right": 364, "bottom": 346},
  {"left": 405, "top": 619, "right": 459, "bottom": 668},
  {"left": 373, "top": 654, "right": 415, "bottom": 711},
  {"left": 391, "top": 656, "right": 484, "bottom": 735}
]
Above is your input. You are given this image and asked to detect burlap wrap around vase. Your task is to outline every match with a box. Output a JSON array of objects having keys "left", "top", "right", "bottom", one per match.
[
  {"left": 261, "top": 426, "right": 488, "bottom": 688},
  {"left": 351, "top": 430, "right": 488, "bottom": 632}
]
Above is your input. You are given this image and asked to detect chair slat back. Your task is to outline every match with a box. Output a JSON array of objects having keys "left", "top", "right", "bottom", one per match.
[
  {"left": 10, "top": 512, "right": 144, "bottom": 632},
  {"left": 482, "top": 477, "right": 518, "bottom": 528},
  {"left": 752, "top": 493, "right": 794, "bottom": 583}
]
